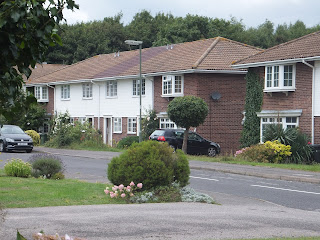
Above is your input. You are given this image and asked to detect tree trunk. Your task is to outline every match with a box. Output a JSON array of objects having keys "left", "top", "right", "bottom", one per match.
[{"left": 182, "top": 128, "right": 189, "bottom": 154}]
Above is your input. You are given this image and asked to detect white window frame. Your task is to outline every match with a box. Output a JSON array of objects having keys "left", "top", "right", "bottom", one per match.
[
  {"left": 133, "top": 79, "right": 145, "bottom": 96},
  {"left": 127, "top": 117, "right": 137, "bottom": 134},
  {"left": 78, "top": 117, "right": 86, "bottom": 125},
  {"left": 82, "top": 83, "right": 93, "bottom": 99},
  {"left": 264, "top": 64, "right": 296, "bottom": 92},
  {"left": 61, "top": 85, "right": 70, "bottom": 100},
  {"left": 35, "top": 86, "right": 48, "bottom": 102},
  {"left": 257, "top": 110, "right": 302, "bottom": 143},
  {"left": 160, "top": 118, "right": 178, "bottom": 129},
  {"left": 106, "top": 80, "right": 117, "bottom": 98},
  {"left": 162, "top": 75, "right": 184, "bottom": 97},
  {"left": 113, "top": 117, "right": 122, "bottom": 133}
]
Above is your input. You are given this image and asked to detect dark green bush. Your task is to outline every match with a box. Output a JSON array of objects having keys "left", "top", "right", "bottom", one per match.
[
  {"left": 117, "top": 136, "right": 139, "bottom": 149},
  {"left": 29, "top": 154, "right": 64, "bottom": 179},
  {"left": 108, "top": 141, "right": 190, "bottom": 190}
]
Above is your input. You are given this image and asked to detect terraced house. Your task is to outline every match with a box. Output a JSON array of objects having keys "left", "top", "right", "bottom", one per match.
[
  {"left": 26, "top": 37, "right": 261, "bottom": 153},
  {"left": 233, "top": 31, "right": 320, "bottom": 144}
]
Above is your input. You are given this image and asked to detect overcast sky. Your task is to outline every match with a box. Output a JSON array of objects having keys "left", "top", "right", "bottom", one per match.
[{"left": 63, "top": 0, "right": 320, "bottom": 28}]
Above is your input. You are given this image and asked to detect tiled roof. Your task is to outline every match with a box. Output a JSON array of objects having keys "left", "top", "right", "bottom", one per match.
[
  {"left": 234, "top": 31, "right": 320, "bottom": 66},
  {"left": 28, "top": 37, "right": 260, "bottom": 85},
  {"left": 25, "top": 63, "right": 65, "bottom": 83}
]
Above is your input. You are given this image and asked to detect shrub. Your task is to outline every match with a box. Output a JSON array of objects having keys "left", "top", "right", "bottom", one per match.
[
  {"left": 141, "top": 109, "right": 159, "bottom": 140},
  {"left": 236, "top": 144, "right": 275, "bottom": 163},
  {"left": 108, "top": 141, "right": 190, "bottom": 190},
  {"left": 4, "top": 158, "right": 32, "bottom": 177},
  {"left": 264, "top": 140, "right": 292, "bottom": 163},
  {"left": 117, "top": 136, "right": 139, "bottom": 149},
  {"left": 29, "top": 154, "right": 64, "bottom": 179},
  {"left": 25, "top": 130, "right": 40, "bottom": 146},
  {"left": 263, "top": 125, "right": 312, "bottom": 163}
]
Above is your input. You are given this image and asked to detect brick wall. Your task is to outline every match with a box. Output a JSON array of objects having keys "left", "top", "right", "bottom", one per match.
[
  {"left": 154, "top": 73, "right": 247, "bottom": 154},
  {"left": 260, "top": 63, "right": 313, "bottom": 137}
]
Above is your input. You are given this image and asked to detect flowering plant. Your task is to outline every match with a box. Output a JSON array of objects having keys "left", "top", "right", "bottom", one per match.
[{"left": 104, "top": 181, "right": 143, "bottom": 202}]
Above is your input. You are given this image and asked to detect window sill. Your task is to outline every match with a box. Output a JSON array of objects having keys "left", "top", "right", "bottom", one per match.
[
  {"left": 82, "top": 97, "right": 93, "bottom": 100},
  {"left": 161, "top": 93, "right": 184, "bottom": 98},
  {"left": 113, "top": 132, "right": 122, "bottom": 134},
  {"left": 37, "top": 99, "right": 49, "bottom": 103},
  {"left": 127, "top": 132, "right": 137, "bottom": 135},
  {"left": 61, "top": 98, "right": 70, "bottom": 101},
  {"left": 132, "top": 95, "right": 146, "bottom": 98},
  {"left": 106, "top": 96, "right": 118, "bottom": 99},
  {"left": 264, "top": 88, "right": 295, "bottom": 96}
]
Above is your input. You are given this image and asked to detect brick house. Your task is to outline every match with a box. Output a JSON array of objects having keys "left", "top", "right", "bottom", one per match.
[
  {"left": 233, "top": 31, "right": 320, "bottom": 144},
  {"left": 26, "top": 37, "right": 260, "bottom": 152}
]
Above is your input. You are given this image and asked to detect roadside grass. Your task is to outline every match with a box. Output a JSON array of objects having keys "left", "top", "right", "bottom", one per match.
[
  {"left": 228, "top": 237, "right": 320, "bottom": 240},
  {"left": 0, "top": 174, "right": 125, "bottom": 208},
  {"left": 188, "top": 155, "right": 320, "bottom": 172}
]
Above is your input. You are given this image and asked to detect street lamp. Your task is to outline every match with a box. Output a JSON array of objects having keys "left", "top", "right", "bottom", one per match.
[{"left": 125, "top": 40, "right": 143, "bottom": 142}]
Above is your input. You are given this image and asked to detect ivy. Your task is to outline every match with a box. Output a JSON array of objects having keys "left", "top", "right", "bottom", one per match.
[{"left": 240, "top": 69, "right": 263, "bottom": 147}]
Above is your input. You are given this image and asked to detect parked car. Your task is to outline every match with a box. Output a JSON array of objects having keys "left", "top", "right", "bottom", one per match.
[
  {"left": 149, "top": 129, "right": 220, "bottom": 157},
  {"left": 0, "top": 125, "right": 33, "bottom": 153}
]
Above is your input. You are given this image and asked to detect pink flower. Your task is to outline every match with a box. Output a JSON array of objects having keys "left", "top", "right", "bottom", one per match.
[
  {"left": 110, "top": 192, "right": 115, "bottom": 198},
  {"left": 121, "top": 193, "right": 126, "bottom": 198},
  {"left": 137, "top": 183, "right": 143, "bottom": 189},
  {"left": 130, "top": 193, "right": 134, "bottom": 197},
  {"left": 104, "top": 189, "right": 110, "bottom": 194},
  {"left": 119, "top": 184, "right": 124, "bottom": 190},
  {"left": 130, "top": 181, "right": 135, "bottom": 186}
]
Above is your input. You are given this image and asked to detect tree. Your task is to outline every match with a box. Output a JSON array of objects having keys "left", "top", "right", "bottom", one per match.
[
  {"left": 167, "top": 96, "right": 208, "bottom": 153},
  {"left": 0, "top": 0, "right": 78, "bottom": 117}
]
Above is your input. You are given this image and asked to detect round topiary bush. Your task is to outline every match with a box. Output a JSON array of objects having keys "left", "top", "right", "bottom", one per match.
[
  {"left": 25, "top": 130, "right": 40, "bottom": 146},
  {"left": 107, "top": 141, "right": 190, "bottom": 190}
]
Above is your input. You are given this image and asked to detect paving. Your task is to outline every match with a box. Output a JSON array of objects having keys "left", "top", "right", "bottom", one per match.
[{"left": 1, "top": 147, "right": 320, "bottom": 240}]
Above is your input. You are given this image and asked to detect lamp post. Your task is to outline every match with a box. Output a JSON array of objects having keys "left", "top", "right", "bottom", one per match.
[{"left": 125, "top": 40, "right": 143, "bottom": 142}]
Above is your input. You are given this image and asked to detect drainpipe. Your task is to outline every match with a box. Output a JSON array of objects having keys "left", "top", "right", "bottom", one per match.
[
  {"left": 302, "top": 59, "right": 315, "bottom": 144},
  {"left": 91, "top": 80, "right": 101, "bottom": 130}
]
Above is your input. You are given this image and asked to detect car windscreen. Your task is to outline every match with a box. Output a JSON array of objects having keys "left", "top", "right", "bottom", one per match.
[{"left": 1, "top": 126, "right": 25, "bottom": 134}]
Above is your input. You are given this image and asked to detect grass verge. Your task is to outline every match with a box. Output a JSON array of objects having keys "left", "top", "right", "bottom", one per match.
[
  {"left": 187, "top": 155, "right": 320, "bottom": 172},
  {"left": 228, "top": 238, "right": 320, "bottom": 240},
  {"left": 0, "top": 174, "right": 124, "bottom": 208}
]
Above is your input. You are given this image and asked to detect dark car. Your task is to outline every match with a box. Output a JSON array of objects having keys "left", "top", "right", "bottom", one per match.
[
  {"left": 149, "top": 129, "right": 220, "bottom": 157},
  {"left": 0, "top": 125, "right": 33, "bottom": 153}
]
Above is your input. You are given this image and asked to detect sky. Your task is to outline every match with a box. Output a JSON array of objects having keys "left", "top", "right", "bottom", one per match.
[{"left": 63, "top": 0, "right": 320, "bottom": 28}]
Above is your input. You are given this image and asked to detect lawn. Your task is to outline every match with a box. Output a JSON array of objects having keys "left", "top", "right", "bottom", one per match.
[
  {"left": 188, "top": 155, "right": 320, "bottom": 172},
  {"left": 0, "top": 172, "right": 123, "bottom": 208}
]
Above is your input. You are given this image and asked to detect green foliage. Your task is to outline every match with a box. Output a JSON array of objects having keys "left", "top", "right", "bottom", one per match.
[
  {"left": 29, "top": 154, "right": 64, "bottom": 179},
  {"left": 4, "top": 158, "right": 32, "bottom": 178},
  {"left": 117, "top": 136, "right": 139, "bottom": 149},
  {"left": 141, "top": 109, "right": 159, "bottom": 140},
  {"left": 25, "top": 130, "right": 40, "bottom": 146},
  {"left": 108, "top": 141, "right": 190, "bottom": 190},
  {"left": 167, "top": 96, "right": 208, "bottom": 129},
  {"left": 240, "top": 70, "right": 263, "bottom": 148},
  {"left": 46, "top": 112, "right": 103, "bottom": 148},
  {"left": 264, "top": 140, "right": 292, "bottom": 163},
  {"left": 52, "top": 172, "right": 65, "bottom": 180},
  {"left": 0, "top": 0, "right": 78, "bottom": 117},
  {"left": 263, "top": 125, "right": 313, "bottom": 163}
]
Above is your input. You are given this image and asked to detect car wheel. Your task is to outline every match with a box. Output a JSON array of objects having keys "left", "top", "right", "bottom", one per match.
[
  {"left": 208, "top": 147, "right": 217, "bottom": 157},
  {"left": 26, "top": 149, "right": 32, "bottom": 153},
  {"left": 0, "top": 141, "right": 6, "bottom": 152}
]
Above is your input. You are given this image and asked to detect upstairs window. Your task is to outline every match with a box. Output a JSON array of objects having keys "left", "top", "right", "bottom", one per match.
[
  {"left": 82, "top": 83, "right": 92, "bottom": 99},
  {"left": 162, "top": 75, "right": 183, "bottom": 97},
  {"left": 133, "top": 79, "right": 145, "bottom": 96},
  {"left": 61, "top": 85, "right": 70, "bottom": 100},
  {"left": 264, "top": 65, "right": 295, "bottom": 92},
  {"left": 159, "top": 118, "right": 178, "bottom": 129},
  {"left": 106, "top": 81, "right": 117, "bottom": 97},
  {"left": 35, "top": 86, "right": 48, "bottom": 102}
]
